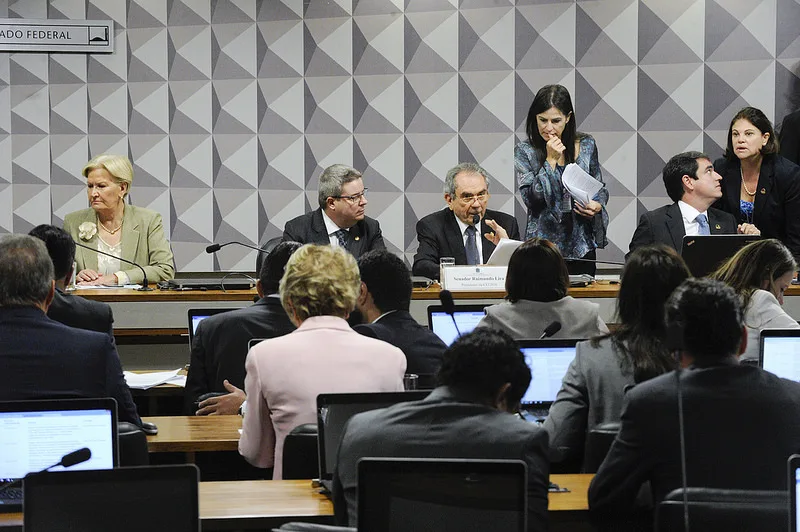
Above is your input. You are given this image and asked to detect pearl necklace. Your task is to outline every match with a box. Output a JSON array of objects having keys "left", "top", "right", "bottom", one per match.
[
  {"left": 100, "top": 220, "right": 123, "bottom": 234},
  {"left": 740, "top": 167, "right": 756, "bottom": 197}
]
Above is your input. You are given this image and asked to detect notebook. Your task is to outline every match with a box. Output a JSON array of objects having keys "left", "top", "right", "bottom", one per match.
[
  {"left": 24, "top": 464, "right": 199, "bottom": 532},
  {"left": 790, "top": 454, "right": 800, "bottom": 532},
  {"left": 517, "top": 339, "right": 580, "bottom": 421},
  {"left": 316, "top": 391, "right": 430, "bottom": 491},
  {"left": 759, "top": 329, "right": 800, "bottom": 380},
  {"left": 358, "top": 458, "right": 527, "bottom": 532},
  {"left": 0, "top": 398, "right": 118, "bottom": 513},
  {"left": 680, "top": 234, "right": 761, "bottom": 277},
  {"left": 187, "top": 307, "right": 240, "bottom": 345},
  {"left": 427, "top": 304, "right": 489, "bottom": 346}
]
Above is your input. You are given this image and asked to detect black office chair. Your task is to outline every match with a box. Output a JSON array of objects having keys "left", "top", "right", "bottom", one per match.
[
  {"left": 582, "top": 421, "right": 620, "bottom": 473},
  {"left": 655, "top": 488, "right": 788, "bottom": 531},
  {"left": 282, "top": 423, "right": 319, "bottom": 480},
  {"left": 255, "top": 236, "right": 284, "bottom": 273},
  {"left": 117, "top": 422, "right": 149, "bottom": 466}
]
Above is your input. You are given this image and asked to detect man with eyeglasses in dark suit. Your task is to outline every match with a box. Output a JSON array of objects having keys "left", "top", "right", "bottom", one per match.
[
  {"left": 282, "top": 164, "right": 385, "bottom": 258},
  {"left": 412, "top": 162, "right": 521, "bottom": 280}
]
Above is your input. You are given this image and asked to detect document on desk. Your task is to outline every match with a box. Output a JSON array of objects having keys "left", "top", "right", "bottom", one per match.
[
  {"left": 124, "top": 369, "right": 182, "bottom": 389},
  {"left": 562, "top": 163, "right": 602, "bottom": 206},
  {"left": 73, "top": 284, "right": 142, "bottom": 290}
]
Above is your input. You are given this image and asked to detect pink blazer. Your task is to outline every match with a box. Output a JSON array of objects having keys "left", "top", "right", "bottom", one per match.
[{"left": 238, "top": 315, "right": 406, "bottom": 478}]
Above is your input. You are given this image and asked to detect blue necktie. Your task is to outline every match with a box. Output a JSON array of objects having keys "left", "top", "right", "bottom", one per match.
[
  {"left": 334, "top": 229, "right": 349, "bottom": 250},
  {"left": 465, "top": 225, "right": 479, "bottom": 265},
  {"left": 696, "top": 214, "right": 710, "bottom": 236}
]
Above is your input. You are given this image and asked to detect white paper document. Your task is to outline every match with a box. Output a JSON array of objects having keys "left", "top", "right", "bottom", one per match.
[
  {"left": 562, "top": 163, "right": 603, "bottom": 206},
  {"left": 486, "top": 238, "right": 523, "bottom": 266},
  {"left": 123, "top": 369, "right": 182, "bottom": 390},
  {"left": 73, "top": 284, "right": 142, "bottom": 290}
]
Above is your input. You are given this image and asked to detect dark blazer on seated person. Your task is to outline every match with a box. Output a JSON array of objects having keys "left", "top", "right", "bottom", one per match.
[
  {"left": 48, "top": 287, "right": 114, "bottom": 336},
  {"left": 0, "top": 306, "right": 141, "bottom": 425},
  {"left": 588, "top": 363, "right": 800, "bottom": 517},
  {"left": 282, "top": 208, "right": 385, "bottom": 258},
  {"left": 412, "top": 208, "right": 521, "bottom": 280},
  {"left": 353, "top": 310, "right": 446, "bottom": 376},
  {"left": 627, "top": 202, "right": 736, "bottom": 258},
  {"left": 184, "top": 295, "right": 295, "bottom": 413}
]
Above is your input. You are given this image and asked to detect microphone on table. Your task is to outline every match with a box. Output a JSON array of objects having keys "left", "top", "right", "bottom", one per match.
[
  {"left": 539, "top": 321, "right": 562, "bottom": 339},
  {"left": 74, "top": 241, "right": 153, "bottom": 291},
  {"left": 205, "top": 241, "right": 268, "bottom": 254},
  {"left": 0, "top": 447, "right": 91, "bottom": 496},
  {"left": 439, "top": 289, "right": 462, "bottom": 338}
]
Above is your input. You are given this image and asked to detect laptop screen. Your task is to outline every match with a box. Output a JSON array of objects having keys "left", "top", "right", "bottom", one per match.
[
  {"left": 518, "top": 340, "right": 579, "bottom": 406},
  {"left": 316, "top": 391, "right": 430, "bottom": 481},
  {"left": 427, "top": 304, "right": 488, "bottom": 346},
  {"left": 760, "top": 331, "right": 800, "bottom": 381},
  {"left": 187, "top": 308, "right": 239, "bottom": 344},
  {"left": 0, "top": 398, "right": 118, "bottom": 487}
]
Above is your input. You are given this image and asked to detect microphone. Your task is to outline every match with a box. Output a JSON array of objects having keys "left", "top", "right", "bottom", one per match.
[
  {"left": 74, "top": 241, "right": 153, "bottom": 291},
  {"left": 0, "top": 447, "right": 91, "bottom": 496},
  {"left": 539, "top": 321, "right": 562, "bottom": 339},
  {"left": 439, "top": 289, "right": 462, "bottom": 338},
  {"left": 472, "top": 214, "right": 480, "bottom": 226},
  {"left": 206, "top": 241, "right": 268, "bottom": 254}
]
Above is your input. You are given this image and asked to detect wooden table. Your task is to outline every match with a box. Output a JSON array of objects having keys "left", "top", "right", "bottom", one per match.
[
  {"left": 142, "top": 415, "right": 241, "bottom": 453},
  {"left": 0, "top": 474, "right": 591, "bottom": 531}
]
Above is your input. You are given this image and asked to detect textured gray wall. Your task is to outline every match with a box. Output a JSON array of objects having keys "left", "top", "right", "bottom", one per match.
[{"left": 0, "top": 0, "right": 798, "bottom": 271}]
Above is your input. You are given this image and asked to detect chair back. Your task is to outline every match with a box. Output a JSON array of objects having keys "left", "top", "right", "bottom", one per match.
[
  {"left": 118, "top": 422, "right": 149, "bottom": 466},
  {"left": 655, "top": 488, "right": 788, "bottom": 532},
  {"left": 582, "top": 421, "right": 620, "bottom": 473},
  {"left": 282, "top": 423, "right": 319, "bottom": 480},
  {"left": 256, "top": 236, "right": 284, "bottom": 273}
]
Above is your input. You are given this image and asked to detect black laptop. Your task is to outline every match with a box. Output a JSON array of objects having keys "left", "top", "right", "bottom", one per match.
[
  {"left": 0, "top": 398, "right": 118, "bottom": 513},
  {"left": 517, "top": 339, "right": 580, "bottom": 422},
  {"left": 680, "top": 234, "right": 760, "bottom": 277},
  {"left": 187, "top": 307, "right": 241, "bottom": 345}
]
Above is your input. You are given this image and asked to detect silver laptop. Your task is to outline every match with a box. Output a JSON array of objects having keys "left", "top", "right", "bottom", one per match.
[
  {"left": 427, "top": 304, "right": 488, "bottom": 346},
  {"left": 517, "top": 339, "right": 580, "bottom": 422},
  {"left": 759, "top": 329, "right": 800, "bottom": 380}
]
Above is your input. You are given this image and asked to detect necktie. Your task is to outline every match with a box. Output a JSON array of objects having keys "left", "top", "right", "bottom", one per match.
[
  {"left": 465, "top": 225, "right": 479, "bottom": 265},
  {"left": 696, "top": 214, "right": 710, "bottom": 236},
  {"left": 333, "top": 229, "right": 349, "bottom": 250}
]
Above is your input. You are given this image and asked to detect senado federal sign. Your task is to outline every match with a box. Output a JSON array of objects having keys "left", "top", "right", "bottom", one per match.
[{"left": 0, "top": 19, "right": 113, "bottom": 53}]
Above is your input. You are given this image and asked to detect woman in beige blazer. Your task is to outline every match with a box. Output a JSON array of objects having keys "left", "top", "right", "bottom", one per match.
[{"left": 63, "top": 154, "right": 174, "bottom": 285}]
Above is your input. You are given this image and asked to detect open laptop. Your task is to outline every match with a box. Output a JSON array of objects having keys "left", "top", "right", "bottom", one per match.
[
  {"left": 791, "top": 454, "right": 800, "bottom": 531},
  {"left": 0, "top": 398, "right": 118, "bottom": 513},
  {"left": 316, "top": 391, "right": 430, "bottom": 492},
  {"left": 517, "top": 339, "right": 580, "bottom": 422},
  {"left": 427, "top": 304, "right": 488, "bottom": 346},
  {"left": 24, "top": 464, "right": 199, "bottom": 532},
  {"left": 187, "top": 307, "right": 240, "bottom": 345},
  {"left": 759, "top": 329, "right": 800, "bottom": 380},
  {"left": 680, "top": 234, "right": 761, "bottom": 277},
  {"left": 358, "top": 458, "right": 527, "bottom": 532}
]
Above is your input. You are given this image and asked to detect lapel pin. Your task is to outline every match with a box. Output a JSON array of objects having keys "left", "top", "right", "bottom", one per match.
[
  {"left": 715, "top": 224, "right": 721, "bottom": 230},
  {"left": 760, "top": 188, "right": 766, "bottom": 194},
  {"left": 354, "top": 236, "right": 360, "bottom": 241}
]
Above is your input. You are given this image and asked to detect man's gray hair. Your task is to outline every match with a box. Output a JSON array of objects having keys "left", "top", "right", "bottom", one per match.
[
  {"left": 444, "top": 162, "right": 491, "bottom": 197},
  {"left": 0, "top": 234, "right": 54, "bottom": 307},
  {"left": 318, "top": 164, "right": 363, "bottom": 209}
]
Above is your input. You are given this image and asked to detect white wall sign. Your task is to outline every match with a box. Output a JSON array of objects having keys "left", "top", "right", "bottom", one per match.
[{"left": 0, "top": 19, "right": 114, "bottom": 53}]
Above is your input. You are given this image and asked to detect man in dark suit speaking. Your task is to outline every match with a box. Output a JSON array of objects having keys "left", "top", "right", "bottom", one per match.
[
  {"left": 283, "top": 164, "right": 385, "bottom": 258},
  {"left": 412, "top": 162, "right": 520, "bottom": 280},
  {"left": 627, "top": 151, "right": 752, "bottom": 257},
  {"left": 0, "top": 234, "right": 141, "bottom": 425}
]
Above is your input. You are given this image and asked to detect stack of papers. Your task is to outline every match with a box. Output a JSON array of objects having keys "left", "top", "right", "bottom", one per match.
[
  {"left": 562, "top": 163, "right": 603, "bottom": 206},
  {"left": 123, "top": 369, "right": 186, "bottom": 390}
]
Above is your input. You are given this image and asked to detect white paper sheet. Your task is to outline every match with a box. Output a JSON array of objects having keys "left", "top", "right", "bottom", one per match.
[
  {"left": 486, "top": 238, "right": 523, "bottom": 266},
  {"left": 123, "top": 369, "right": 181, "bottom": 390},
  {"left": 562, "top": 163, "right": 603, "bottom": 205}
]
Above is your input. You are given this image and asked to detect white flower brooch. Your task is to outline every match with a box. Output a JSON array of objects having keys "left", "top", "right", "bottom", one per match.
[{"left": 78, "top": 221, "right": 97, "bottom": 241}]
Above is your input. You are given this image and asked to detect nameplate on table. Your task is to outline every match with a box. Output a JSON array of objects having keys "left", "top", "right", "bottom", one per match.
[
  {"left": 0, "top": 19, "right": 114, "bottom": 52},
  {"left": 441, "top": 266, "right": 507, "bottom": 291}
]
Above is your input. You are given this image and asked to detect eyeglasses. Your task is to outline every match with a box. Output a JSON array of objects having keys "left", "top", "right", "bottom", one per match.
[
  {"left": 457, "top": 192, "right": 489, "bottom": 205},
  {"left": 332, "top": 188, "right": 368, "bottom": 204}
]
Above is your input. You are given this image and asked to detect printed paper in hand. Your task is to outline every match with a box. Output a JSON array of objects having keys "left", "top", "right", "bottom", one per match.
[{"left": 562, "top": 163, "right": 602, "bottom": 206}]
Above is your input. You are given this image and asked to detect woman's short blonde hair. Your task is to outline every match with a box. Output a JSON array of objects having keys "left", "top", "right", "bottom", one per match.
[
  {"left": 280, "top": 244, "right": 360, "bottom": 321},
  {"left": 82, "top": 154, "right": 134, "bottom": 197}
]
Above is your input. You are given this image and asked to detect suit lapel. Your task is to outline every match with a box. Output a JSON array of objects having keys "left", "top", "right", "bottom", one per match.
[
  {"left": 753, "top": 158, "right": 773, "bottom": 226},
  {"left": 77, "top": 210, "right": 99, "bottom": 272},
  {"left": 311, "top": 209, "right": 332, "bottom": 245},
  {"left": 708, "top": 210, "right": 728, "bottom": 234},
  {"left": 726, "top": 161, "right": 743, "bottom": 214},
  {"left": 443, "top": 211, "right": 467, "bottom": 264},
  {"left": 480, "top": 216, "right": 497, "bottom": 262},
  {"left": 120, "top": 205, "right": 140, "bottom": 264},
  {"left": 665, "top": 203, "right": 686, "bottom": 250},
  {"left": 348, "top": 221, "right": 366, "bottom": 257}
]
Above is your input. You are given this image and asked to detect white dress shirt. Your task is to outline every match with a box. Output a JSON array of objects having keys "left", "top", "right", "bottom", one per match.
[
  {"left": 677, "top": 201, "right": 710, "bottom": 237},
  {"left": 453, "top": 215, "right": 484, "bottom": 265}
]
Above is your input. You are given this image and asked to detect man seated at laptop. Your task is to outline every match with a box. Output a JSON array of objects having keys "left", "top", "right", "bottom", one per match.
[
  {"left": 333, "top": 329, "right": 549, "bottom": 532},
  {"left": 353, "top": 250, "right": 446, "bottom": 377},
  {"left": 0, "top": 234, "right": 141, "bottom": 426},
  {"left": 185, "top": 241, "right": 301, "bottom": 415},
  {"left": 412, "top": 162, "right": 520, "bottom": 280},
  {"left": 28, "top": 224, "right": 114, "bottom": 336},
  {"left": 628, "top": 151, "right": 757, "bottom": 258},
  {"left": 589, "top": 278, "right": 800, "bottom": 523}
]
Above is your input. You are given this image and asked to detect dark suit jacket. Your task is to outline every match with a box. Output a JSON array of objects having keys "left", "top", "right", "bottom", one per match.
[
  {"left": 780, "top": 109, "right": 800, "bottom": 165},
  {"left": 333, "top": 386, "right": 550, "bottom": 531},
  {"left": 713, "top": 154, "right": 800, "bottom": 259},
  {"left": 282, "top": 208, "right": 385, "bottom": 258},
  {"left": 184, "top": 295, "right": 295, "bottom": 412},
  {"left": 0, "top": 306, "right": 140, "bottom": 425},
  {"left": 412, "top": 208, "right": 521, "bottom": 279},
  {"left": 353, "top": 310, "right": 446, "bottom": 376},
  {"left": 48, "top": 288, "right": 114, "bottom": 336},
  {"left": 588, "top": 363, "right": 800, "bottom": 518},
  {"left": 627, "top": 203, "right": 736, "bottom": 258}
]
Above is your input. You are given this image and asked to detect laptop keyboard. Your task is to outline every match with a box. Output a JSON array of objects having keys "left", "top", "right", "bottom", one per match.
[{"left": 2, "top": 487, "right": 22, "bottom": 499}]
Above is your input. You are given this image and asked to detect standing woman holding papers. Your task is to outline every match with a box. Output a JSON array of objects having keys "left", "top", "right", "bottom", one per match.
[
  {"left": 516, "top": 84, "right": 608, "bottom": 276},
  {"left": 63, "top": 154, "right": 174, "bottom": 286}
]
